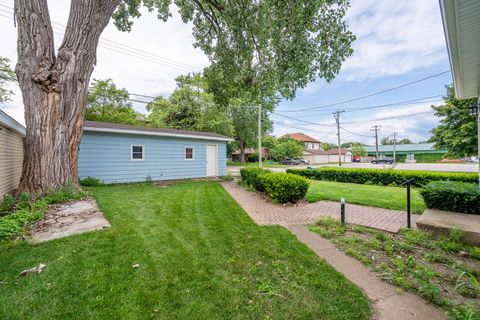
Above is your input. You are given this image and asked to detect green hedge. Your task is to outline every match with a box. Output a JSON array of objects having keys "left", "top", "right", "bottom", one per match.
[
  {"left": 286, "top": 167, "right": 477, "bottom": 188},
  {"left": 419, "top": 181, "right": 479, "bottom": 215},
  {"left": 240, "top": 168, "right": 309, "bottom": 203}
]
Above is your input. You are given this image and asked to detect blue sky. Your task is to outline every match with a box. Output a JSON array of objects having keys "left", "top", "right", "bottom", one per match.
[{"left": 0, "top": 0, "right": 452, "bottom": 146}]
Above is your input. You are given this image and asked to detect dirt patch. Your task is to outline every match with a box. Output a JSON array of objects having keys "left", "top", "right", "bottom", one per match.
[{"left": 30, "top": 198, "right": 110, "bottom": 243}]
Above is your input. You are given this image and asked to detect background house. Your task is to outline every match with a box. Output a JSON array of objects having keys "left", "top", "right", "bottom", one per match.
[
  {"left": 365, "top": 143, "right": 446, "bottom": 163},
  {"left": 303, "top": 149, "right": 330, "bottom": 164},
  {"left": 0, "top": 110, "right": 25, "bottom": 198},
  {"left": 231, "top": 147, "right": 270, "bottom": 162},
  {"left": 78, "top": 121, "right": 232, "bottom": 183},
  {"left": 282, "top": 133, "right": 322, "bottom": 150},
  {"left": 325, "top": 148, "right": 353, "bottom": 163}
]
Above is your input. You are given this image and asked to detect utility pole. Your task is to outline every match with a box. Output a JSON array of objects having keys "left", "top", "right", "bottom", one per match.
[
  {"left": 370, "top": 125, "right": 381, "bottom": 159},
  {"left": 258, "top": 104, "right": 262, "bottom": 168},
  {"left": 393, "top": 131, "right": 399, "bottom": 161},
  {"left": 334, "top": 110, "right": 345, "bottom": 166}
]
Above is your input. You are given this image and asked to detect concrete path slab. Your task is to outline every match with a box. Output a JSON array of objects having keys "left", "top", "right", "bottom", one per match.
[
  {"left": 288, "top": 225, "right": 446, "bottom": 320},
  {"left": 31, "top": 199, "right": 110, "bottom": 243},
  {"left": 222, "top": 181, "right": 417, "bottom": 233}
]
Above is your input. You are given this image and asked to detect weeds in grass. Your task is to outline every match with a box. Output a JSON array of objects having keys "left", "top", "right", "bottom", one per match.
[{"left": 310, "top": 217, "right": 480, "bottom": 319}]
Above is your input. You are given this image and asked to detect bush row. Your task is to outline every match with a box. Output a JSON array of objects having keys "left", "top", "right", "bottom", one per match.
[
  {"left": 240, "top": 168, "right": 309, "bottom": 203},
  {"left": 420, "top": 181, "right": 479, "bottom": 215},
  {"left": 286, "top": 167, "right": 477, "bottom": 187},
  {"left": 0, "top": 186, "right": 87, "bottom": 241}
]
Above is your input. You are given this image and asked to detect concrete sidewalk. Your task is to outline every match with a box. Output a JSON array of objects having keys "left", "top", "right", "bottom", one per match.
[{"left": 289, "top": 225, "right": 445, "bottom": 319}]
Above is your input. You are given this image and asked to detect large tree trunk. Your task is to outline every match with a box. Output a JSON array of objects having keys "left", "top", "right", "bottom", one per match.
[{"left": 14, "top": 0, "right": 120, "bottom": 195}]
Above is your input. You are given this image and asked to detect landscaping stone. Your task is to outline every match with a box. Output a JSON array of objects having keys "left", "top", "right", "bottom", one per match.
[
  {"left": 30, "top": 199, "right": 110, "bottom": 243},
  {"left": 417, "top": 209, "right": 480, "bottom": 245}
]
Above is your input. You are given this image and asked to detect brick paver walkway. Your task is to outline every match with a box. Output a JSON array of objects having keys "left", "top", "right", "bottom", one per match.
[{"left": 222, "top": 181, "right": 418, "bottom": 233}]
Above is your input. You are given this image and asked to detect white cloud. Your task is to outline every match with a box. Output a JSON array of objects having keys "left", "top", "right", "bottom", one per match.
[{"left": 342, "top": 0, "right": 447, "bottom": 80}]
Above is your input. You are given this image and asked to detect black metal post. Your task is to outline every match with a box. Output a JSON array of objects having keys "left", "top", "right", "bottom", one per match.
[
  {"left": 340, "top": 197, "right": 346, "bottom": 225},
  {"left": 406, "top": 180, "right": 411, "bottom": 229}
]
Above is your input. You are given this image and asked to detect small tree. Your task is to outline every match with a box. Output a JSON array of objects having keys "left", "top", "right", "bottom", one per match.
[
  {"left": 0, "top": 56, "right": 16, "bottom": 103},
  {"left": 430, "top": 85, "right": 478, "bottom": 158},
  {"left": 270, "top": 138, "right": 304, "bottom": 161},
  {"left": 351, "top": 143, "right": 366, "bottom": 157},
  {"left": 86, "top": 79, "right": 143, "bottom": 125}
]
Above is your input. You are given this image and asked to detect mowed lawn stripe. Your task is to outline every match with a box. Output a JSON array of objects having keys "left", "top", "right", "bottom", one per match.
[
  {"left": 306, "top": 180, "right": 426, "bottom": 214},
  {"left": 0, "top": 182, "right": 370, "bottom": 319}
]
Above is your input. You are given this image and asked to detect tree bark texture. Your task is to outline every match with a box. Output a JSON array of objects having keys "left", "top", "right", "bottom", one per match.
[
  {"left": 14, "top": 0, "right": 120, "bottom": 195},
  {"left": 239, "top": 139, "right": 246, "bottom": 163}
]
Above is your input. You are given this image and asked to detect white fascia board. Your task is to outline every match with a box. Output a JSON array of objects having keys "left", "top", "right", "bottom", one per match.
[
  {"left": 84, "top": 126, "right": 234, "bottom": 142},
  {"left": 439, "top": 0, "right": 465, "bottom": 98}
]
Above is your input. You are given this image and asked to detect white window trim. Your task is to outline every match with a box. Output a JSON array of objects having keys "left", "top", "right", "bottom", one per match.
[
  {"left": 131, "top": 144, "right": 145, "bottom": 161},
  {"left": 185, "top": 146, "right": 195, "bottom": 160}
]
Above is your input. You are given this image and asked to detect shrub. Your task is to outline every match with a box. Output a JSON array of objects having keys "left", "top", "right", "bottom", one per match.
[
  {"left": 240, "top": 168, "right": 272, "bottom": 191},
  {"left": 240, "top": 168, "right": 309, "bottom": 203},
  {"left": 80, "top": 176, "right": 104, "bottom": 187},
  {"left": 419, "top": 181, "right": 479, "bottom": 215},
  {"left": 286, "top": 167, "right": 477, "bottom": 188},
  {"left": 0, "top": 194, "right": 16, "bottom": 215},
  {"left": 258, "top": 173, "right": 309, "bottom": 203}
]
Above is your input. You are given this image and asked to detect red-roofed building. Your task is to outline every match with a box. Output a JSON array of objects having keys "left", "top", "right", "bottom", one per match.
[{"left": 281, "top": 133, "right": 322, "bottom": 150}]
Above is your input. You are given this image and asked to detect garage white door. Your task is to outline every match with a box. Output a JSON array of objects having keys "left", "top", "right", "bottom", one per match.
[{"left": 206, "top": 144, "right": 217, "bottom": 176}]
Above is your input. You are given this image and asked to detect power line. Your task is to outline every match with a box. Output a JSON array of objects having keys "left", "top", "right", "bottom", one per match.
[
  {"left": 0, "top": 7, "right": 200, "bottom": 73},
  {"left": 340, "top": 127, "right": 373, "bottom": 138},
  {"left": 271, "top": 112, "right": 336, "bottom": 127},
  {"left": 279, "top": 71, "right": 450, "bottom": 113}
]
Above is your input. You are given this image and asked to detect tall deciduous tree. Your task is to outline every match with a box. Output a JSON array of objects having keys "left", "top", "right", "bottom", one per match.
[
  {"left": 147, "top": 73, "right": 233, "bottom": 136},
  {"left": 429, "top": 85, "right": 478, "bottom": 158},
  {"left": 14, "top": 0, "right": 354, "bottom": 194},
  {"left": 228, "top": 99, "right": 272, "bottom": 162},
  {"left": 86, "top": 79, "right": 144, "bottom": 125},
  {"left": 0, "top": 56, "right": 16, "bottom": 103}
]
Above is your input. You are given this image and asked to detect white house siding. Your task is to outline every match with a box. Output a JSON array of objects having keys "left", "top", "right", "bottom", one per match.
[
  {"left": 328, "top": 153, "right": 353, "bottom": 163},
  {"left": 0, "top": 124, "right": 24, "bottom": 197}
]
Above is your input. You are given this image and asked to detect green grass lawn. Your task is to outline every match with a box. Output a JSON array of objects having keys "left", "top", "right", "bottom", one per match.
[
  {"left": 306, "top": 180, "right": 426, "bottom": 214},
  {"left": 0, "top": 182, "right": 370, "bottom": 319}
]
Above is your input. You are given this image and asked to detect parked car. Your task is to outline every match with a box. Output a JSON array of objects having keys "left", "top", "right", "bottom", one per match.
[
  {"left": 371, "top": 157, "right": 395, "bottom": 164},
  {"left": 293, "top": 158, "right": 309, "bottom": 165},
  {"left": 279, "top": 158, "right": 301, "bottom": 165}
]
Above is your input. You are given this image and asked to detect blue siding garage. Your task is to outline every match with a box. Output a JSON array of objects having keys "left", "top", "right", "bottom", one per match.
[{"left": 78, "top": 121, "right": 231, "bottom": 184}]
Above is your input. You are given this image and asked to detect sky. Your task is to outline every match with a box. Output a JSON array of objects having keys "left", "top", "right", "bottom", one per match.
[{"left": 0, "top": 0, "right": 452, "bottom": 146}]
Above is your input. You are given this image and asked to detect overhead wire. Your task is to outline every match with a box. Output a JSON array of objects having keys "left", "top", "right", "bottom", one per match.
[{"left": 278, "top": 71, "right": 450, "bottom": 112}]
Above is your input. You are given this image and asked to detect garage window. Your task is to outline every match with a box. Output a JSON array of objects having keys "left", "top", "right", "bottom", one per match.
[
  {"left": 131, "top": 145, "right": 144, "bottom": 161},
  {"left": 185, "top": 147, "right": 194, "bottom": 160}
]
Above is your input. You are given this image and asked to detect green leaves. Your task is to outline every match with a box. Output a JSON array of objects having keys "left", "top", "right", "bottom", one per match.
[
  {"left": 0, "top": 56, "right": 16, "bottom": 103},
  {"left": 112, "top": 0, "right": 355, "bottom": 102},
  {"left": 287, "top": 167, "right": 478, "bottom": 187},
  {"left": 420, "top": 181, "right": 479, "bottom": 215},
  {"left": 86, "top": 78, "right": 145, "bottom": 126},
  {"left": 269, "top": 137, "right": 304, "bottom": 161},
  {"left": 429, "top": 85, "right": 478, "bottom": 158}
]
